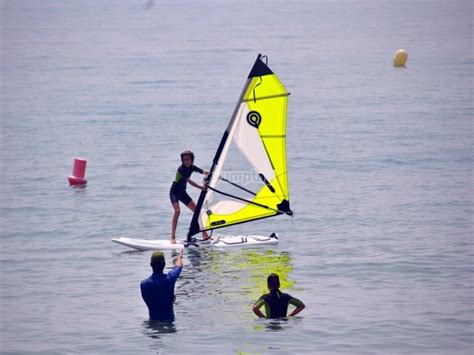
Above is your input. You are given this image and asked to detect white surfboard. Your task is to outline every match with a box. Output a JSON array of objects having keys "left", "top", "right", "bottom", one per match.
[
  {"left": 112, "top": 237, "right": 185, "bottom": 250},
  {"left": 112, "top": 233, "right": 279, "bottom": 251}
]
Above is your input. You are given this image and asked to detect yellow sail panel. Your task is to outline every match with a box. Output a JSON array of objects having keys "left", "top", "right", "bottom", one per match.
[
  {"left": 206, "top": 206, "right": 277, "bottom": 229},
  {"left": 243, "top": 75, "right": 288, "bottom": 103},
  {"left": 245, "top": 74, "right": 290, "bottom": 200},
  {"left": 205, "top": 177, "right": 286, "bottom": 229},
  {"left": 261, "top": 136, "right": 289, "bottom": 198}
]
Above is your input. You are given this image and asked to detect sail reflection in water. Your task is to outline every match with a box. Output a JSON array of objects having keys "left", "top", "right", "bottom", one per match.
[{"left": 175, "top": 248, "right": 297, "bottom": 316}]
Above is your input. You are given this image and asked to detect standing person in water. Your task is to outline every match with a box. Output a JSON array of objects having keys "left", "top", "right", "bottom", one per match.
[
  {"left": 252, "top": 273, "right": 305, "bottom": 319},
  {"left": 140, "top": 250, "right": 183, "bottom": 322},
  {"left": 170, "top": 150, "right": 210, "bottom": 244}
]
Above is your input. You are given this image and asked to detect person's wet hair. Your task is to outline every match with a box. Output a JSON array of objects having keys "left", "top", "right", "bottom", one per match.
[
  {"left": 150, "top": 251, "right": 166, "bottom": 273},
  {"left": 267, "top": 273, "right": 280, "bottom": 289}
]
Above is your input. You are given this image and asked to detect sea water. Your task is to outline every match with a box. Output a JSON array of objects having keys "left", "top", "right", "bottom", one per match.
[{"left": 1, "top": 0, "right": 473, "bottom": 353}]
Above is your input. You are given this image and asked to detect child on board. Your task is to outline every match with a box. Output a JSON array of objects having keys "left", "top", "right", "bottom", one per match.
[
  {"left": 252, "top": 273, "right": 305, "bottom": 319},
  {"left": 169, "top": 150, "right": 210, "bottom": 244}
]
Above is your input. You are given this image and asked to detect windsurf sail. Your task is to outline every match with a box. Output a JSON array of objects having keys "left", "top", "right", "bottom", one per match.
[{"left": 187, "top": 54, "right": 293, "bottom": 240}]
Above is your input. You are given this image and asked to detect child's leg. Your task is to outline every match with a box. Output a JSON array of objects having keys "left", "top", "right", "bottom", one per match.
[{"left": 171, "top": 202, "right": 180, "bottom": 243}]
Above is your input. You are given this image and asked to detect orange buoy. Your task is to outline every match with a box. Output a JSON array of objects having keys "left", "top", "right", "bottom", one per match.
[{"left": 393, "top": 49, "right": 408, "bottom": 67}]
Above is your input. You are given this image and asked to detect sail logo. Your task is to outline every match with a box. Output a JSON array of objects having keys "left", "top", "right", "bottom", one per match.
[
  {"left": 221, "top": 169, "right": 262, "bottom": 186},
  {"left": 246, "top": 111, "right": 261, "bottom": 128}
]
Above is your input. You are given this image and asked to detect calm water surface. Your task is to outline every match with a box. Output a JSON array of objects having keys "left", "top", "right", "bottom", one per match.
[{"left": 1, "top": 0, "right": 473, "bottom": 354}]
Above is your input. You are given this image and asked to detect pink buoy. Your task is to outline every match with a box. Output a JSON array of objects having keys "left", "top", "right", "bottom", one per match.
[{"left": 68, "top": 158, "right": 87, "bottom": 186}]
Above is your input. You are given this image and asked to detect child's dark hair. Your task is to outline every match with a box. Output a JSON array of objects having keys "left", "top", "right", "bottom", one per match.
[{"left": 180, "top": 150, "right": 194, "bottom": 163}]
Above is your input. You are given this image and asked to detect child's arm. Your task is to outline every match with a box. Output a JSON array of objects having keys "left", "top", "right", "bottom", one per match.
[{"left": 187, "top": 178, "right": 206, "bottom": 191}]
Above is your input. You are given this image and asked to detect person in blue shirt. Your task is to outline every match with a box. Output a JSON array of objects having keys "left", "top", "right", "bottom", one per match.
[
  {"left": 140, "top": 250, "right": 183, "bottom": 322},
  {"left": 252, "top": 273, "right": 305, "bottom": 319},
  {"left": 170, "top": 150, "right": 210, "bottom": 244}
]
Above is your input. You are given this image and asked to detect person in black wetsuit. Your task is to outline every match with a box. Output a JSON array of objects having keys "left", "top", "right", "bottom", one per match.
[
  {"left": 252, "top": 273, "right": 305, "bottom": 319},
  {"left": 170, "top": 150, "right": 209, "bottom": 244}
]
